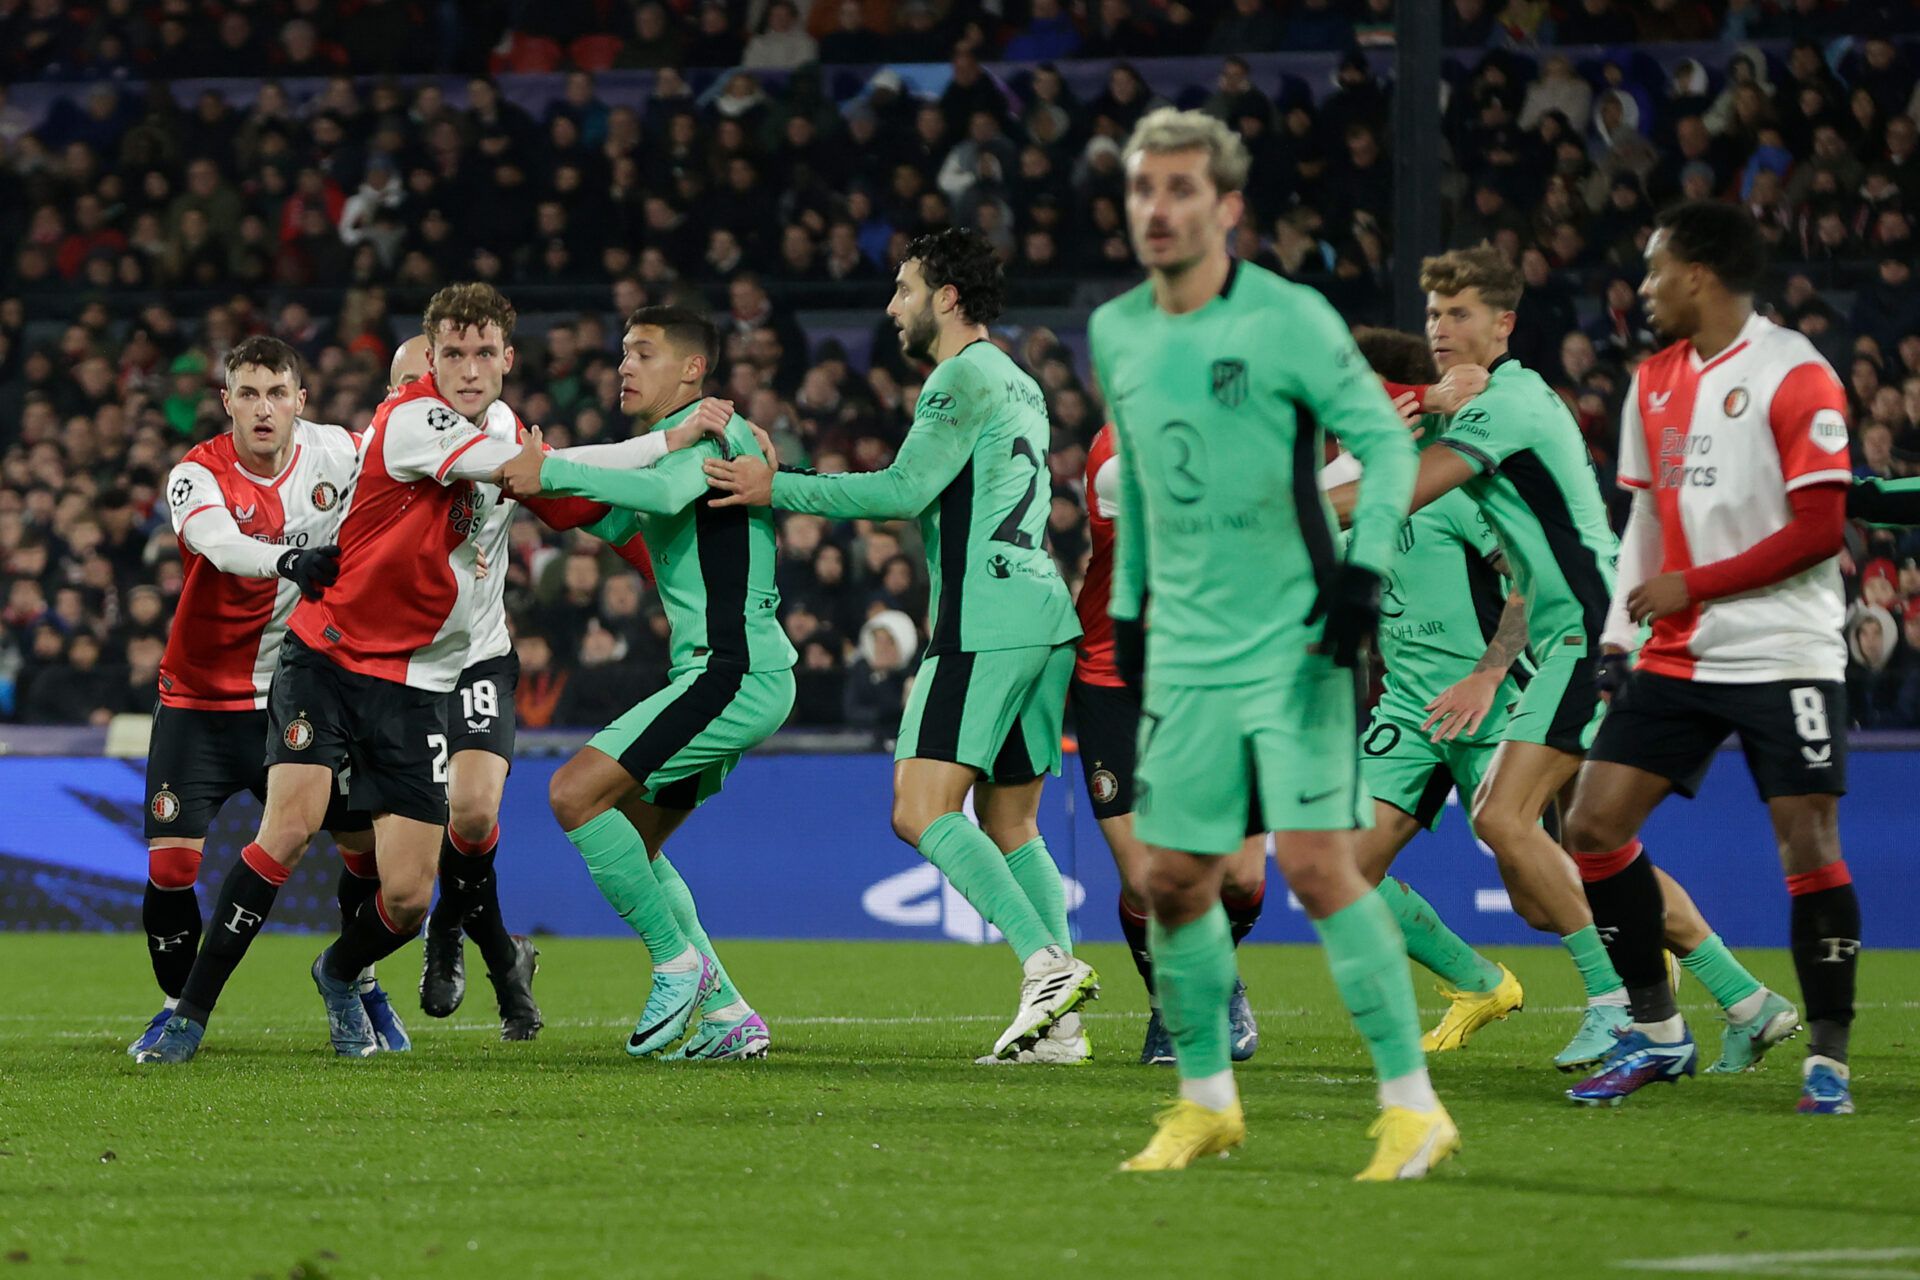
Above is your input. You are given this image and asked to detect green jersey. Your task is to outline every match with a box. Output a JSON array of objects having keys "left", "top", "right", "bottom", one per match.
[
  {"left": 541, "top": 402, "right": 797, "bottom": 677},
  {"left": 770, "top": 339, "right": 1078, "bottom": 655},
  {"left": 1437, "top": 355, "right": 1618, "bottom": 650},
  {"left": 1090, "top": 260, "right": 1417, "bottom": 687},
  {"left": 1375, "top": 484, "right": 1519, "bottom": 743}
]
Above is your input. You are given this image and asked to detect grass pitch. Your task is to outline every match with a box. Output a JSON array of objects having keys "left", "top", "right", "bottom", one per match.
[{"left": 2, "top": 935, "right": 1917, "bottom": 1280}]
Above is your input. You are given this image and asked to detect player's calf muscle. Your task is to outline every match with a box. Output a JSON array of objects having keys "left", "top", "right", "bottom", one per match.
[{"left": 1769, "top": 795, "right": 1842, "bottom": 874}]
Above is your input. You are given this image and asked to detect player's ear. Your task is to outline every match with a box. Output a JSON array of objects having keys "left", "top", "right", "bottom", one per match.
[
  {"left": 1218, "top": 188, "right": 1245, "bottom": 232},
  {"left": 294, "top": 387, "right": 307, "bottom": 414},
  {"left": 219, "top": 388, "right": 232, "bottom": 418},
  {"left": 1495, "top": 310, "right": 1517, "bottom": 342},
  {"left": 502, "top": 344, "right": 516, "bottom": 374}
]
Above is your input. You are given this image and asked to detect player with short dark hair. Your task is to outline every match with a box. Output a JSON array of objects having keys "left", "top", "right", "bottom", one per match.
[
  {"left": 1564, "top": 202, "right": 1855, "bottom": 1112},
  {"left": 138, "top": 285, "right": 552, "bottom": 1063},
  {"left": 129, "top": 336, "right": 403, "bottom": 1056},
  {"left": 703, "top": 229, "right": 1095, "bottom": 1064},
  {"left": 497, "top": 305, "right": 788, "bottom": 1061}
]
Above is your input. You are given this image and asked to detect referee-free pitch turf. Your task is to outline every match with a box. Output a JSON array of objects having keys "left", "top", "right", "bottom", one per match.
[{"left": 3, "top": 936, "right": 1917, "bottom": 1280}]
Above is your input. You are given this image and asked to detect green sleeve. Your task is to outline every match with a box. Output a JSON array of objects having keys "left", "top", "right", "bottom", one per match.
[
  {"left": 1110, "top": 416, "right": 1147, "bottom": 624},
  {"left": 584, "top": 507, "right": 644, "bottom": 545},
  {"left": 1438, "top": 401, "right": 1512, "bottom": 475},
  {"left": 771, "top": 364, "right": 981, "bottom": 519},
  {"left": 1282, "top": 292, "right": 1417, "bottom": 574},
  {"left": 540, "top": 444, "right": 711, "bottom": 516},
  {"left": 1848, "top": 475, "right": 1920, "bottom": 527},
  {"left": 1457, "top": 500, "right": 1503, "bottom": 564}
]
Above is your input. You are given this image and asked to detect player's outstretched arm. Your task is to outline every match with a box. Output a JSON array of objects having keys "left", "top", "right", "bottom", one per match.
[
  {"left": 707, "top": 375, "right": 977, "bottom": 518},
  {"left": 540, "top": 437, "right": 713, "bottom": 517},
  {"left": 1848, "top": 475, "right": 1920, "bottom": 526},
  {"left": 167, "top": 460, "right": 338, "bottom": 597}
]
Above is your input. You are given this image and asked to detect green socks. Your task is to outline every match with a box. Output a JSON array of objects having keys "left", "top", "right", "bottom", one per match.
[
  {"left": 1148, "top": 903, "right": 1235, "bottom": 1080},
  {"left": 1562, "top": 924, "right": 1626, "bottom": 1000},
  {"left": 565, "top": 810, "right": 688, "bottom": 964},
  {"left": 650, "top": 853, "right": 743, "bottom": 1009},
  {"left": 1376, "top": 878, "right": 1503, "bottom": 993},
  {"left": 917, "top": 812, "right": 1056, "bottom": 961},
  {"left": 1314, "top": 891, "right": 1427, "bottom": 1084},
  {"left": 1679, "top": 933, "right": 1763, "bottom": 1010},
  {"left": 1003, "top": 838, "right": 1072, "bottom": 953}
]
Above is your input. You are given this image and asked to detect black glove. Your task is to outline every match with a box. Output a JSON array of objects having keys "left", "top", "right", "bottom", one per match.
[
  {"left": 1113, "top": 615, "right": 1145, "bottom": 698},
  {"left": 1596, "top": 649, "right": 1631, "bottom": 700},
  {"left": 277, "top": 545, "right": 341, "bottom": 601},
  {"left": 1304, "top": 564, "right": 1382, "bottom": 669}
]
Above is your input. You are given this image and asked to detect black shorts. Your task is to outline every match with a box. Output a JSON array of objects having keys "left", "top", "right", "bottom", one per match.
[
  {"left": 447, "top": 652, "right": 519, "bottom": 761},
  {"left": 265, "top": 634, "right": 450, "bottom": 826},
  {"left": 145, "top": 704, "right": 371, "bottom": 840},
  {"left": 1589, "top": 670, "right": 1848, "bottom": 801},
  {"left": 1071, "top": 678, "right": 1138, "bottom": 821},
  {"left": 1070, "top": 678, "right": 1264, "bottom": 837}
]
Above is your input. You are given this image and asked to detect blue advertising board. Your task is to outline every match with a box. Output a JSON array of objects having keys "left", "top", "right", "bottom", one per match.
[{"left": 0, "top": 750, "right": 1910, "bottom": 948}]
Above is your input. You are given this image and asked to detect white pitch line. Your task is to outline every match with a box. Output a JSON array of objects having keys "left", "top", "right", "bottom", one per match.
[{"left": 1616, "top": 1247, "right": 1920, "bottom": 1278}]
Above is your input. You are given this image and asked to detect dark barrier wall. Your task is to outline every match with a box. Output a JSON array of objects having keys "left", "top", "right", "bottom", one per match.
[{"left": 1, "top": 751, "right": 1909, "bottom": 948}]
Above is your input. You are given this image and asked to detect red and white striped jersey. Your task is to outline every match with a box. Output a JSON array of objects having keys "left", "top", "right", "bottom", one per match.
[
  {"left": 1073, "top": 423, "right": 1122, "bottom": 687},
  {"left": 287, "top": 376, "right": 524, "bottom": 692},
  {"left": 160, "top": 419, "right": 360, "bottom": 711},
  {"left": 1618, "top": 313, "right": 1851, "bottom": 683}
]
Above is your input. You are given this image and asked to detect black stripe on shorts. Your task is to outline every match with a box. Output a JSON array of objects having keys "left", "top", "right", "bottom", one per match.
[
  {"left": 1412, "top": 762, "right": 1457, "bottom": 828},
  {"left": 1545, "top": 648, "right": 1600, "bottom": 754},
  {"left": 615, "top": 665, "right": 745, "bottom": 786},
  {"left": 990, "top": 705, "right": 1037, "bottom": 783},
  {"left": 914, "top": 650, "right": 975, "bottom": 763}
]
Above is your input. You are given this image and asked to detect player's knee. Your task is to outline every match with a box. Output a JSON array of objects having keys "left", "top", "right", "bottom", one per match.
[
  {"left": 1144, "top": 860, "right": 1206, "bottom": 922},
  {"left": 381, "top": 886, "right": 431, "bottom": 930},
  {"left": 1470, "top": 800, "right": 1532, "bottom": 855},
  {"left": 548, "top": 762, "right": 601, "bottom": 832},
  {"left": 147, "top": 845, "right": 202, "bottom": 889},
  {"left": 448, "top": 796, "right": 498, "bottom": 847},
  {"left": 1560, "top": 803, "right": 1621, "bottom": 855},
  {"left": 1281, "top": 859, "right": 1344, "bottom": 917},
  {"left": 890, "top": 794, "right": 947, "bottom": 847}
]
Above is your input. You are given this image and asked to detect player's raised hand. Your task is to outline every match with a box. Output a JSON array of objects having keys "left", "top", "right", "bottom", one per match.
[
  {"left": 497, "top": 426, "right": 546, "bottom": 498},
  {"left": 1422, "top": 670, "right": 1500, "bottom": 742},
  {"left": 1428, "top": 363, "right": 1489, "bottom": 415},
  {"left": 666, "top": 397, "right": 734, "bottom": 454},
  {"left": 473, "top": 546, "right": 490, "bottom": 580},
  {"left": 1305, "top": 563, "right": 1383, "bottom": 668},
  {"left": 277, "top": 544, "right": 341, "bottom": 601},
  {"left": 745, "top": 419, "right": 778, "bottom": 469},
  {"left": 1625, "top": 571, "right": 1690, "bottom": 625},
  {"left": 703, "top": 453, "right": 774, "bottom": 507}
]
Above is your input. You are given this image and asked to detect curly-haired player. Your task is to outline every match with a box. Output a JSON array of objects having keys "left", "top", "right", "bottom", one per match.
[{"left": 704, "top": 229, "right": 1094, "bottom": 1063}]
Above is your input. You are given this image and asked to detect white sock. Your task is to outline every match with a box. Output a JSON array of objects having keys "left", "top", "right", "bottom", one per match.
[
  {"left": 1022, "top": 944, "right": 1068, "bottom": 978},
  {"left": 1726, "top": 988, "right": 1770, "bottom": 1023},
  {"left": 1804, "top": 1054, "right": 1849, "bottom": 1081},
  {"left": 162, "top": 996, "right": 179, "bottom": 1012},
  {"left": 1378, "top": 1067, "right": 1440, "bottom": 1113},
  {"left": 1589, "top": 989, "right": 1629, "bottom": 1008},
  {"left": 1179, "top": 1069, "right": 1238, "bottom": 1112},
  {"left": 654, "top": 943, "right": 700, "bottom": 974},
  {"left": 1634, "top": 1014, "right": 1685, "bottom": 1041}
]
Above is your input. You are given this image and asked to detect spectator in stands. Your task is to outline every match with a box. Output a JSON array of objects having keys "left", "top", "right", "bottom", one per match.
[{"left": 843, "top": 609, "right": 916, "bottom": 735}]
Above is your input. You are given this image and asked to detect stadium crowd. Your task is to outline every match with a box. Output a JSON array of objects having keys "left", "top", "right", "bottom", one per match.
[{"left": 5, "top": 0, "right": 1920, "bottom": 729}]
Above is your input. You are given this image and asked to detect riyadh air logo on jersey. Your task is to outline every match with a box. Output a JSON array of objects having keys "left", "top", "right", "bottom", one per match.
[
  {"left": 150, "top": 788, "right": 180, "bottom": 824},
  {"left": 284, "top": 716, "right": 315, "bottom": 751},
  {"left": 863, "top": 863, "right": 1087, "bottom": 943},
  {"left": 311, "top": 480, "right": 339, "bottom": 510},
  {"left": 1210, "top": 358, "right": 1248, "bottom": 408},
  {"left": 426, "top": 405, "right": 463, "bottom": 432},
  {"left": 1723, "top": 386, "right": 1750, "bottom": 417}
]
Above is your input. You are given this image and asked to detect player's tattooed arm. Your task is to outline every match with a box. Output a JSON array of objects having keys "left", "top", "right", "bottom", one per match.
[{"left": 1422, "top": 589, "right": 1526, "bottom": 742}]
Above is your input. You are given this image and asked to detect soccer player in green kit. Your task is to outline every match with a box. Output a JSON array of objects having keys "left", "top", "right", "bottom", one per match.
[
  {"left": 497, "top": 307, "right": 789, "bottom": 1061},
  {"left": 1328, "top": 247, "right": 1636, "bottom": 1071},
  {"left": 702, "top": 229, "right": 1095, "bottom": 1063},
  {"left": 1093, "top": 109, "right": 1458, "bottom": 1180}
]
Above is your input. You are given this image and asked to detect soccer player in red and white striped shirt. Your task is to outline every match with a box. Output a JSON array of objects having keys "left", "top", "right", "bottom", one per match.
[
  {"left": 1564, "top": 202, "right": 1860, "bottom": 1113},
  {"left": 129, "top": 335, "right": 389, "bottom": 1056},
  {"left": 139, "top": 285, "right": 542, "bottom": 1063}
]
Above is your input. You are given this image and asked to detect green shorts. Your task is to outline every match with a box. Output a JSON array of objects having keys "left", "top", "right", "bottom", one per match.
[
  {"left": 1135, "top": 668, "right": 1368, "bottom": 855},
  {"left": 1360, "top": 702, "right": 1501, "bottom": 832},
  {"left": 588, "top": 665, "right": 795, "bottom": 810},
  {"left": 896, "top": 642, "right": 1073, "bottom": 782},
  {"left": 1506, "top": 640, "right": 1604, "bottom": 755}
]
